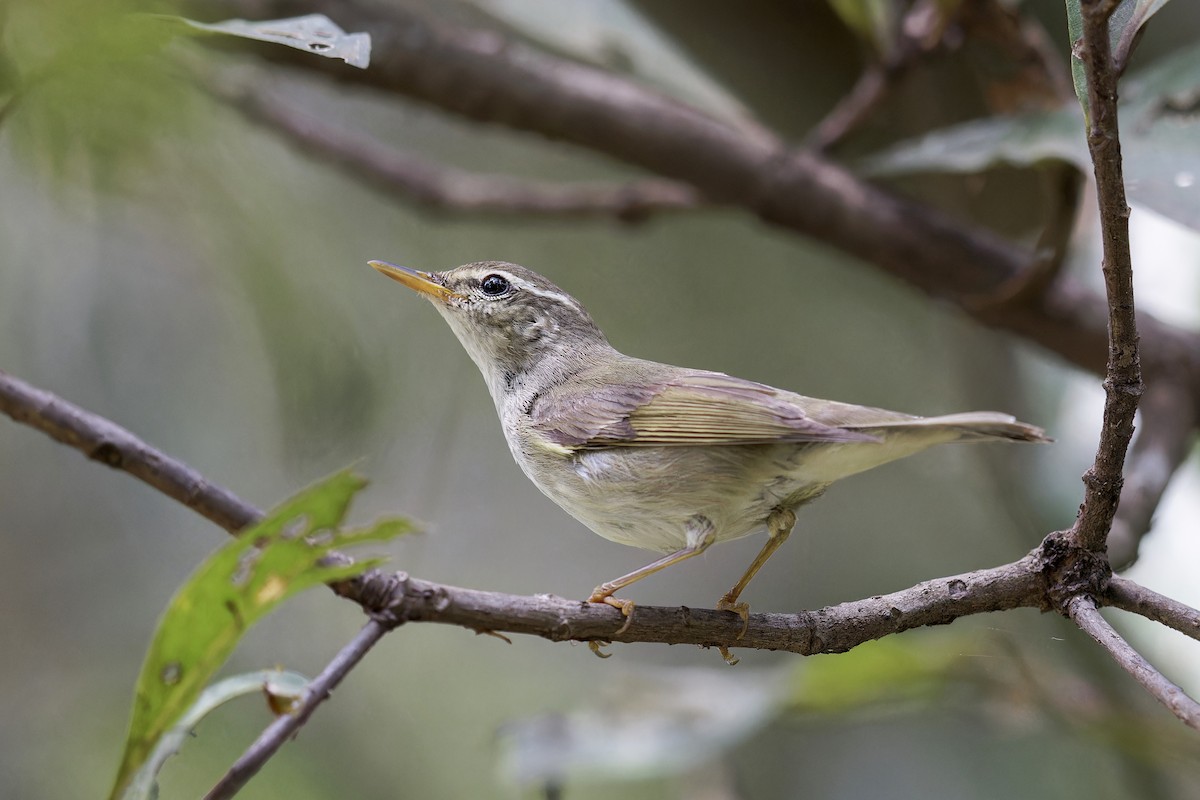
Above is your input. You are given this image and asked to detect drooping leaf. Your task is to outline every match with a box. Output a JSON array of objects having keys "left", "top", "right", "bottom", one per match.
[
  {"left": 121, "top": 669, "right": 309, "bottom": 800},
  {"left": 861, "top": 105, "right": 1086, "bottom": 175},
  {"left": 1113, "top": 0, "right": 1173, "bottom": 71},
  {"left": 108, "top": 470, "right": 415, "bottom": 799},
  {"left": 161, "top": 14, "right": 371, "bottom": 69},
  {"left": 861, "top": 44, "right": 1200, "bottom": 231}
]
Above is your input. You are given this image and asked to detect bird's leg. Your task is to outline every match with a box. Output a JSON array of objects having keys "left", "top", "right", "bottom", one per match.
[
  {"left": 587, "top": 516, "right": 716, "bottom": 645},
  {"left": 717, "top": 507, "right": 796, "bottom": 639}
]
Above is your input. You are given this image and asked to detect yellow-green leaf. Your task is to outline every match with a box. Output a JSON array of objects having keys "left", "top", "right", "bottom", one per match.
[{"left": 108, "top": 470, "right": 414, "bottom": 799}]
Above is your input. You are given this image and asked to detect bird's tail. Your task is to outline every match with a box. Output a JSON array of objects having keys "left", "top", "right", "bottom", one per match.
[{"left": 856, "top": 411, "right": 1051, "bottom": 443}]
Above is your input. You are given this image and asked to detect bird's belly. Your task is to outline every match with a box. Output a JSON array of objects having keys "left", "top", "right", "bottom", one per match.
[{"left": 513, "top": 442, "right": 827, "bottom": 554}]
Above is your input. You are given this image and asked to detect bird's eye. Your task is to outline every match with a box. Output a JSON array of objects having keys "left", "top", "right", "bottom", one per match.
[{"left": 480, "top": 274, "right": 511, "bottom": 296}]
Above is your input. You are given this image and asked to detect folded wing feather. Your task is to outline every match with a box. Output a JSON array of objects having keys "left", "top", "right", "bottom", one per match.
[{"left": 531, "top": 370, "right": 878, "bottom": 450}]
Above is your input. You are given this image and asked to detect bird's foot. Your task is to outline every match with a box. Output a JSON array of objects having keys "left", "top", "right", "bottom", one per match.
[
  {"left": 587, "top": 589, "right": 636, "bottom": 635},
  {"left": 717, "top": 646, "right": 741, "bottom": 666},
  {"left": 716, "top": 596, "right": 751, "bottom": 639}
]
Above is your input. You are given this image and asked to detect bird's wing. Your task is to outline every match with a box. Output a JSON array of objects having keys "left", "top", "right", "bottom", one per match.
[{"left": 530, "top": 370, "right": 877, "bottom": 450}]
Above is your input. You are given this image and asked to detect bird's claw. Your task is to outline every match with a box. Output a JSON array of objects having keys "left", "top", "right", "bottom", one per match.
[
  {"left": 587, "top": 590, "right": 636, "bottom": 635},
  {"left": 588, "top": 640, "right": 613, "bottom": 658},
  {"left": 717, "top": 645, "right": 741, "bottom": 666},
  {"left": 716, "top": 597, "right": 751, "bottom": 639}
]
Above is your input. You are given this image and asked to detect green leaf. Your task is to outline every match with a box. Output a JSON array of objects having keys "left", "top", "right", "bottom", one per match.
[
  {"left": 108, "top": 470, "right": 415, "bottom": 799},
  {"left": 121, "top": 669, "right": 309, "bottom": 800},
  {"left": 1064, "top": 0, "right": 1088, "bottom": 118},
  {"left": 861, "top": 44, "right": 1200, "bottom": 232}
]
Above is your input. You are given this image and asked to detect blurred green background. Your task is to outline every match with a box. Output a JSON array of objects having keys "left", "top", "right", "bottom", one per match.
[{"left": 1, "top": 1, "right": 1199, "bottom": 798}]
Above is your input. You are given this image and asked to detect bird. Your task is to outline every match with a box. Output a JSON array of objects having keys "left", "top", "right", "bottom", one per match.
[{"left": 370, "top": 259, "right": 1049, "bottom": 658}]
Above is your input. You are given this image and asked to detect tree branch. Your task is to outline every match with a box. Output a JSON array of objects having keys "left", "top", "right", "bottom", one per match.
[
  {"left": 204, "top": 619, "right": 389, "bottom": 800},
  {"left": 365, "top": 555, "right": 1048, "bottom": 655},
  {"left": 1106, "top": 576, "right": 1200, "bottom": 644},
  {"left": 206, "top": 75, "right": 700, "bottom": 222},
  {"left": 1068, "top": 595, "right": 1200, "bottom": 731},
  {"left": 1069, "top": 0, "right": 1144, "bottom": 554}
]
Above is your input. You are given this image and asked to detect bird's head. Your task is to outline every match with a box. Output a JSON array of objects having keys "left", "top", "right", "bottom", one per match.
[{"left": 370, "top": 260, "right": 610, "bottom": 396}]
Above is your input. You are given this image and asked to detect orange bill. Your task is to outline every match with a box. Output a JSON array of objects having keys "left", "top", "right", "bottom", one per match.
[{"left": 369, "top": 260, "right": 463, "bottom": 300}]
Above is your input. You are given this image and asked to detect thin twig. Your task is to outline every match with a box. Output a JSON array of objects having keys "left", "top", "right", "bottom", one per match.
[
  {"left": 809, "top": 0, "right": 990, "bottom": 151},
  {"left": 1068, "top": 595, "right": 1200, "bottom": 731},
  {"left": 806, "top": 63, "right": 889, "bottom": 151},
  {"left": 0, "top": 369, "right": 261, "bottom": 533},
  {"left": 1106, "top": 576, "right": 1200, "bottom": 644},
  {"left": 206, "top": 77, "right": 700, "bottom": 222},
  {"left": 204, "top": 619, "right": 389, "bottom": 800},
  {"left": 1069, "top": 0, "right": 1144, "bottom": 553}
]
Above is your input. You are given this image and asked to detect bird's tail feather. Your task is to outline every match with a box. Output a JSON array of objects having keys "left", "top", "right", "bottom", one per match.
[{"left": 856, "top": 412, "right": 1051, "bottom": 443}]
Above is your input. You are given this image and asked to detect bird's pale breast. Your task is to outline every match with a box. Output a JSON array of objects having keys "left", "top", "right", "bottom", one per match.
[{"left": 510, "top": 434, "right": 831, "bottom": 553}]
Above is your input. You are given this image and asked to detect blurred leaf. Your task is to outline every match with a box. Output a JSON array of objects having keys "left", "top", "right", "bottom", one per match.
[
  {"left": 163, "top": 13, "right": 371, "bottom": 69},
  {"left": 121, "top": 669, "right": 309, "bottom": 800},
  {"left": 862, "top": 44, "right": 1200, "bottom": 231},
  {"left": 861, "top": 105, "right": 1085, "bottom": 173},
  {"left": 497, "top": 666, "right": 786, "bottom": 787},
  {"left": 4, "top": 1, "right": 200, "bottom": 187},
  {"left": 788, "top": 636, "right": 963, "bottom": 713},
  {"left": 827, "top": 0, "right": 897, "bottom": 57},
  {"left": 4, "top": 9, "right": 369, "bottom": 186},
  {"left": 108, "top": 470, "right": 415, "bottom": 799},
  {"left": 461, "top": 0, "right": 756, "bottom": 130}
]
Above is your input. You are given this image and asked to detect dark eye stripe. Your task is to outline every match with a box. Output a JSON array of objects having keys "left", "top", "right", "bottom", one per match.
[{"left": 481, "top": 274, "right": 511, "bottom": 296}]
